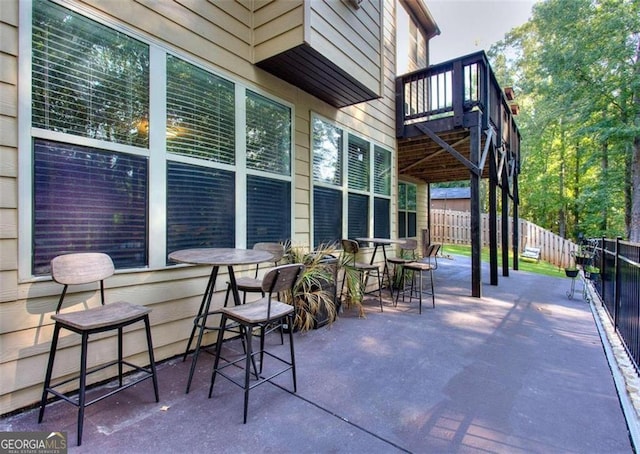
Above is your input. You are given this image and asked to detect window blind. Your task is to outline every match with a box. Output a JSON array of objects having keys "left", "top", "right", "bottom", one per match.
[
  {"left": 312, "top": 118, "right": 343, "bottom": 185},
  {"left": 166, "top": 56, "right": 235, "bottom": 164},
  {"left": 313, "top": 187, "right": 343, "bottom": 248},
  {"left": 374, "top": 197, "right": 390, "bottom": 238},
  {"left": 246, "top": 91, "right": 291, "bottom": 175},
  {"left": 33, "top": 140, "right": 148, "bottom": 275},
  {"left": 374, "top": 145, "right": 391, "bottom": 196},
  {"left": 348, "top": 193, "right": 369, "bottom": 239},
  {"left": 166, "top": 161, "right": 235, "bottom": 258},
  {"left": 347, "top": 135, "right": 370, "bottom": 191},
  {"left": 246, "top": 175, "right": 291, "bottom": 246},
  {"left": 32, "top": 0, "right": 149, "bottom": 147}
]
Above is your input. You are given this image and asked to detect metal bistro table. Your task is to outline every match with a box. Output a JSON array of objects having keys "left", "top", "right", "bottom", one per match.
[
  {"left": 355, "top": 237, "right": 406, "bottom": 291},
  {"left": 168, "top": 248, "right": 274, "bottom": 393}
]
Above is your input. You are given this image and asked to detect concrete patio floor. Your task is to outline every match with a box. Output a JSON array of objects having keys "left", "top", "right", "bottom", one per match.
[{"left": 2, "top": 254, "right": 637, "bottom": 453}]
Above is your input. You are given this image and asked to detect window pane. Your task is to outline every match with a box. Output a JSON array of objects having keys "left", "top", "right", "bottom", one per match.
[
  {"left": 246, "top": 91, "right": 291, "bottom": 175},
  {"left": 407, "top": 184, "right": 417, "bottom": 210},
  {"left": 247, "top": 175, "right": 291, "bottom": 246},
  {"left": 408, "top": 212, "right": 417, "bottom": 237},
  {"left": 399, "top": 182, "right": 407, "bottom": 210},
  {"left": 374, "top": 146, "right": 391, "bottom": 196},
  {"left": 32, "top": 0, "right": 149, "bottom": 147},
  {"left": 33, "top": 140, "right": 148, "bottom": 275},
  {"left": 348, "top": 193, "right": 369, "bottom": 239},
  {"left": 348, "top": 135, "right": 369, "bottom": 191},
  {"left": 398, "top": 212, "right": 407, "bottom": 238},
  {"left": 166, "top": 56, "right": 235, "bottom": 164},
  {"left": 374, "top": 197, "right": 390, "bottom": 238},
  {"left": 312, "top": 118, "right": 342, "bottom": 185},
  {"left": 314, "top": 187, "right": 342, "bottom": 248},
  {"left": 167, "top": 161, "right": 235, "bottom": 258}
]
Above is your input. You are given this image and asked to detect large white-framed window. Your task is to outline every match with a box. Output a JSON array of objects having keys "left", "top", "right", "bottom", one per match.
[
  {"left": 20, "top": 0, "right": 293, "bottom": 278},
  {"left": 311, "top": 115, "right": 392, "bottom": 247}
]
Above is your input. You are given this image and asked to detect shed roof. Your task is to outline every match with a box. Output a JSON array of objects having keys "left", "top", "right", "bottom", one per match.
[{"left": 431, "top": 187, "right": 470, "bottom": 200}]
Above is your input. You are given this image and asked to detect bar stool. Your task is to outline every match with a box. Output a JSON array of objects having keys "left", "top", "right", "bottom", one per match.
[
  {"left": 209, "top": 263, "right": 304, "bottom": 423},
  {"left": 38, "top": 253, "right": 159, "bottom": 446},
  {"left": 387, "top": 238, "right": 418, "bottom": 297},
  {"left": 394, "top": 259, "right": 435, "bottom": 314},
  {"left": 340, "top": 239, "right": 383, "bottom": 312}
]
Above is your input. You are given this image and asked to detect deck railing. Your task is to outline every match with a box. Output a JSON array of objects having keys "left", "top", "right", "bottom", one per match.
[
  {"left": 396, "top": 51, "right": 520, "bottom": 149},
  {"left": 591, "top": 238, "right": 640, "bottom": 373}
]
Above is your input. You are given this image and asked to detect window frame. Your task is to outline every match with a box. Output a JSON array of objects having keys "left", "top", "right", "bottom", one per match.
[
  {"left": 18, "top": 0, "right": 295, "bottom": 280},
  {"left": 398, "top": 181, "right": 418, "bottom": 238}
]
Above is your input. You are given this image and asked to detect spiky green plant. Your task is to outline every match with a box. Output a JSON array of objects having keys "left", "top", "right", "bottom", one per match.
[
  {"left": 337, "top": 248, "right": 373, "bottom": 318},
  {"left": 282, "top": 242, "right": 339, "bottom": 332}
]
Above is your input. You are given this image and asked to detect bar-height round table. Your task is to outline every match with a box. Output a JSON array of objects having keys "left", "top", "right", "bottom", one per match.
[
  {"left": 355, "top": 237, "right": 406, "bottom": 290},
  {"left": 168, "top": 248, "right": 274, "bottom": 393}
]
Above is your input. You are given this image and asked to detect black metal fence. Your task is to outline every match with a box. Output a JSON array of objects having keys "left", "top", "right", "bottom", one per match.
[{"left": 590, "top": 238, "right": 640, "bottom": 373}]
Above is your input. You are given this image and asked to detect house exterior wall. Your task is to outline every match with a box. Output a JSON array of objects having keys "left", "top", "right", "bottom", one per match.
[{"left": 0, "top": 0, "right": 412, "bottom": 415}]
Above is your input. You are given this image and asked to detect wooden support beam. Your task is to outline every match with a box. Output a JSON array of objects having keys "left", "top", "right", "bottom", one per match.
[
  {"left": 415, "top": 123, "right": 481, "bottom": 176},
  {"left": 489, "top": 140, "right": 498, "bottom": 286},
  {"left": 470, "top": 122, "right": 482, "bottom": 298},
  {"left": 398, "top": 135, "right": 470, "bottom": 174},
  {"left": 478, "top": 128, "right": 494, "bottom": 177},
  {"left": 513, "top": 168, "right": 520, "bottom": 271},
  {"left": 502, "top": 176, "right": 510, "bottom": 277}
]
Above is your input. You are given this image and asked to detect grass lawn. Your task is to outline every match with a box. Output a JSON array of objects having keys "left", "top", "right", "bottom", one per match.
[{"left": 439, "top": 244, "right": 567, "bottom": 279}]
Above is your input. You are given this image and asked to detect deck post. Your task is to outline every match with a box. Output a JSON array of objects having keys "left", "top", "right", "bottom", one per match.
[
  {"left": 501, "top": 173, "right": 510, "bottom": 277},
  {"left": 513, "top": 168, "right": 520, "bottom": 271},
  {"left": 470, "top": 120, "right": 482, "bottom": 298},
  {"left": 489, "top": 139, "right": 498, "bottom": 286}
]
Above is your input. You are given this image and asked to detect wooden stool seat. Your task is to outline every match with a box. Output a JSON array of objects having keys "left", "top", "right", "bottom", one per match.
[{"left": 52, "top": 302, "right": 151, "bottom": 331}]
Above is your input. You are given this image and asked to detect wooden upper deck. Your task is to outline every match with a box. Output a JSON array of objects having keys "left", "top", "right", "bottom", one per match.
[{"left": 396, "top": 51, "right": 521, "bottom": 185}]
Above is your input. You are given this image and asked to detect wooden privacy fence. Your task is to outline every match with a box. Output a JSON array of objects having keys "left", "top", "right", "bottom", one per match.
[{"left": 430, "top": 209, "right": 578, "bottom": 268}]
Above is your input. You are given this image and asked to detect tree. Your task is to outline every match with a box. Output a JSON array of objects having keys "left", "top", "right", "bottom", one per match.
[{"left": 489, "top": 0, "right": 640, "bottom": 240}]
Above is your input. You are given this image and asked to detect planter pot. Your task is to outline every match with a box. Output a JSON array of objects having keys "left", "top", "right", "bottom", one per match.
[
  {"left": 585, "top": 271, "right": 600, "bottom": 280},
  {"left": 565, "top": 269, "right": 579, "bottom": 278},
  {"left": 574, "top": 255, "right": 590, "bottom": 266}
]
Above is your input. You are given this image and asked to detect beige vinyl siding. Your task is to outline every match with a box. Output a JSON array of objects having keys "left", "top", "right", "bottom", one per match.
[
  {"left": 308, "top": 0, "right": 382, "bottom": 96},
  {"left": 1, "top": 0, "right": 407, "bottom": 415},
  {"left": 253, "top": 1, "right": 305, "bottom": 61}
]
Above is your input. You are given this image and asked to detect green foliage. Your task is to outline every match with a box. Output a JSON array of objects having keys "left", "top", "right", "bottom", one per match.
[
  {"left": 283, "top": 242, "right": 338, "bottom": 332},
  {"left": 488, "top": 0, "right": 640, "bottom": 241}
]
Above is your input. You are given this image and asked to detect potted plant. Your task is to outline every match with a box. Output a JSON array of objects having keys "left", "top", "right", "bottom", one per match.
[
  {"left": 572, "top": 245, "right": 593, "bottom": 266},
  {"left": 584, "top": 265, "right": 600, "bottom": 280},
  {"left": 282, "top": 242, "right": 339, "bottom": 332}
]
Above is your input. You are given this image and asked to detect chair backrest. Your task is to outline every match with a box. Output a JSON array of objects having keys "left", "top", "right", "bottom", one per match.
[
  {"left": 51, "top": 252, "right": 115, "bottom": 285},
  {"left": 254, "top": 242, "right": 285, "bottom": 264},
  {"left": 399, "top": 239, "right": 418, "bottom": 258},
  {"left": 261, "top": 263, "right": 305, "bottom": 295},
  {"left": 341, "top": 239, "right": 359, "bottom": 255},
  {"left": 51, "top": 253, "right": 115, "bottom": 313},
  {"left": 427, "top": 244, "right": 441, "bottom": 257},
  {"left": 424, "top": 244, "right": 441, "bottom": 268}
]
